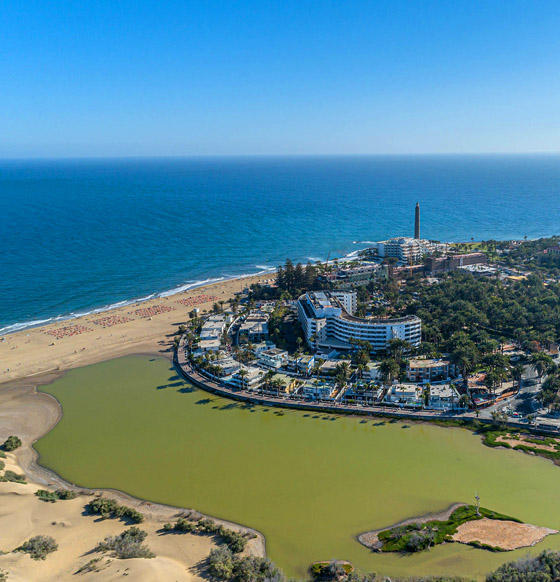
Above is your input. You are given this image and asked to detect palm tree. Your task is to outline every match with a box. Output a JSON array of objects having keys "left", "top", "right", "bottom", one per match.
[
  {"left": 511, "top": 363, "right": 524, "bottom": 391},
  {"left": 263, "top": 369, "right": 275, "bottom": 393},
  {"left": 238, "top": 369, "right": 249, "bottom": 391},
  {"left": 388, "top": 338, "right": 413, "bottom": 364},
  {"left": 379, "top": 358, "right": 400, "bottom": 387},
  {"left": 530, "top": 352, "right": 554, "bottom": 380}
]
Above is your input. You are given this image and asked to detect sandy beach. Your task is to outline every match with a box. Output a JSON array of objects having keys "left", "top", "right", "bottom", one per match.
[
  {"left": 0, "top": 274, "right": 270, "bottom": 384},
  {"left": 0, "top": 371, "right": 265, "bottom": 582}
]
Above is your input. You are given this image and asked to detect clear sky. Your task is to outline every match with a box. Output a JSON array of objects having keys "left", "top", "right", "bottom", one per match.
[{"left": 2, "top": 1, "right": 560, "bottom": 157}]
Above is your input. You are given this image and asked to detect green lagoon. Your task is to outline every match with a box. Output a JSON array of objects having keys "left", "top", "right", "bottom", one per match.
[{"left": 36, "top": 355, "right": 560, "bottom": 579}]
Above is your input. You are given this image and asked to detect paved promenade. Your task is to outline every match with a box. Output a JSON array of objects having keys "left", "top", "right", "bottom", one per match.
[
  {"left": 175, "top": 336, "right": 483, "bottom": 423},
  {"left": 175, "top": 336, "right": 557, "bottom": 435}
]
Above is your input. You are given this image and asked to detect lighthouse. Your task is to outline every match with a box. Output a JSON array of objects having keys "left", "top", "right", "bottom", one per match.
[{"left": 414, "top": 202, "right": 420, "bottom": 239}]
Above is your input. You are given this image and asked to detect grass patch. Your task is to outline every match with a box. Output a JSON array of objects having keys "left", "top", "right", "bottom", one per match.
[{"left": 377, "top": 505, "right": 520, "bottom": 553}]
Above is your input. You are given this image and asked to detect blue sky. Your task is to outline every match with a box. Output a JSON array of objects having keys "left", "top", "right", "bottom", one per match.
[{"left": 2, "top": 1, "right": 560, "bottom": 156}]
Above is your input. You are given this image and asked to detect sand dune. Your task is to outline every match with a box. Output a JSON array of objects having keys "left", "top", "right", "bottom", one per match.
[{"left": 0, "top": 355, "right": 266, "bottom": 582}]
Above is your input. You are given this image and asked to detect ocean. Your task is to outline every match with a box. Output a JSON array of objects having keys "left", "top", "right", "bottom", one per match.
[{"left": 1, "top": 154, "right": 559, "bottom": 334}]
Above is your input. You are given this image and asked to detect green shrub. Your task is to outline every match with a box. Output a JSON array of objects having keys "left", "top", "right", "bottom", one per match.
[
  {"left": 0, "top": 569, "right": 6, "bottom": 582},
  {"left": 56, "top": 489, "right": 77, "bottom": 500},
  {"left": 87, "top": 498, "right": 144, "bottom": 523},
  {"left": 2, "top": 436, "right": 22, "bottom": 452},
  {"left": 378, "top": 505, "right": 520, "bottom": 553},
  {"left": 96, "top": 527, "right": 154, "bottom": 559},
  {"left": 166, "top": 516, "right": 248, "bottom": 553},
  {"left": 0, "top": 460, "right": 4, "bottom": 471},
  {"left": 35, "top": 489, "right": 76, "bottom": 502},
  {"left": 486, "top": 549, "right": 560, "bottom": 581},
  {"left": 0, "top": 450, "right": 6, "bottom": 458},
  {"left": 35, "top": 490, "right": 58, "bottom": 502},
  {"left": 15, "top": 535, "right": 58, "bottom": 560},
  {"left": 208, "top": 547, "right": 286, "bottom": 582},
  {"left": 0, "top": 470, "right": 26, "bottom": 484}
]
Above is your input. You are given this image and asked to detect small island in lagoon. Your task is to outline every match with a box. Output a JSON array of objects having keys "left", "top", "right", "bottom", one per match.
[{"left": 359, "top": 503, "right": 558, "bottom": 554}]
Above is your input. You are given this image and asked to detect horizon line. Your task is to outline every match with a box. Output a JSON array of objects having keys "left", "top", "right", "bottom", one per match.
[{"left": 2, "top": 151, "right": 560, "bottom": 162}]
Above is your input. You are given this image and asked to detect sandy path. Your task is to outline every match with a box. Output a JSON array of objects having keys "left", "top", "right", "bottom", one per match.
[
  {"left": 496, "top": 435, "right": 559, "bottom": 452},
  {"left": 0, "top": 363, "right": 266, "bottom": 582},
  {"left": 0, "top": 273, "right": 271, "bottom": 384},
  {"left": 452, "top": 518, "right": 557, "bottom": 550}
]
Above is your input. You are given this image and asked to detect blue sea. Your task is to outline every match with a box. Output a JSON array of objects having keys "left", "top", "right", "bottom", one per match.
[{"left": 1, "top": 155, "right": 559, "bottom": 334}]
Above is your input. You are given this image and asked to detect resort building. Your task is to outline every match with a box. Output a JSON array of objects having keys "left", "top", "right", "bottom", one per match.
[
  {"left": 227, "top": 366, "right": 263, "bottom": 390},
  {"left": 385, "top": 384, "right": 422, "bottom": 407},
  {"left": 298, "top": 290, "right": 421, "bottom": 352},
  {"left": 258, "top": 347, "right": 289, "bottom": 369},
  {"left": 263, "top": 373, "right": 301, "bottom": 394},
  {"left": 425, "top": 252, "right": 487, "bottom": 275},
  {"left": 373, "top": 238, "right": 445, "bottom": 264},
  {"left": 239, "top": 310, "right": 269, "bottom": 342},
  {"left": 406, "top": 358, "right": 457, "bottom": 382},
  {"left": 334, "top": 264, "right": 386, "bottom": 286},
  {"left": 301, "top": 380, "right": 336, "bottom": 401},
  {"left": 427, "top": 384, "right": 462, "bottom": 410},
  {"left": 200, "top": 315, "right": 226, "bottom": 341}
]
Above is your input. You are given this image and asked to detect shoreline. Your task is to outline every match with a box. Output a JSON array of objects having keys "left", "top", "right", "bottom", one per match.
[
  {"left": 0, "top": 368, "right": 266, "bottom": 581},
  {"left": 2, "top": 366, "right": 267, "bottom": 551},
  {"left": 0, "top": 269, "right": 277, "bottom": 337},
  {"left": 0, "top": 271, "right": 272, "bottom": 384}
]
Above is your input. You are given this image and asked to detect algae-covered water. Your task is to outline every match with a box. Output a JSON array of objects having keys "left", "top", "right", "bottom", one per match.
[{"left": 36, "top": 356, "right": 560, "bottom": 579}]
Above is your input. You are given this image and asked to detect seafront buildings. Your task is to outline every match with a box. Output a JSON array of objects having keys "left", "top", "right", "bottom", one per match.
[{"left": 297, "top": 290, "right": 422, "bottom": 352}]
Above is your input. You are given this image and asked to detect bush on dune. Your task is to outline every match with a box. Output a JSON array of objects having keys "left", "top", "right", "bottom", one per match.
[
  {"left": 15, "top": 535, "right": 58, "bottom": 560},
  {"left": 2, "top": 436, "right": 22, "bottom": 452},
  {"left": 87, "top": 498, "right": 144, "bottom": 523},
  {"left": 95, "top": 527, "right": 154, "bottom": 559}
]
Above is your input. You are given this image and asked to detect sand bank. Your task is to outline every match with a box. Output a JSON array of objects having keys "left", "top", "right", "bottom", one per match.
[
  {"left": 452, "top": 518, "right": 557, "bottom": 550},
  {"left": 0, "top": 273, "right": 270, "bottom": 384}
]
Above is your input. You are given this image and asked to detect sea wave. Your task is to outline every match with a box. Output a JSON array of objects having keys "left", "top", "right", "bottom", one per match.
[{"left": 0, "top": 270, "right": 278, "bottom": 336}]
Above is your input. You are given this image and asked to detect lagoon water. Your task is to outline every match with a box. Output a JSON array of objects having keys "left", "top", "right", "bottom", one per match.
[
  {"left": 36, "top": 356, "right": 560, "bottom": 579},
  {"left": 2, "top": 155, "right": 560, "bottom": 333}
]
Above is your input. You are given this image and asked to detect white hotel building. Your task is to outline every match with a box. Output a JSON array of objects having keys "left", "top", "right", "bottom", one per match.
[{"left": 298, "top": 291, "right": 421, "bottom": 352}]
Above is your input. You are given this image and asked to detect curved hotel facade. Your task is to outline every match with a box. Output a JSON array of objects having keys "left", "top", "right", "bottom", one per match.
[{"left": 298, "top": 291, "right": 421, "bottom": 352}]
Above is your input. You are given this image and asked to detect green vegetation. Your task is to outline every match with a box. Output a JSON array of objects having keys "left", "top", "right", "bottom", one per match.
[
  {"left": 486, "top": 549, "right": 560, "bottom": 582},
  {"left": 206, "top": 549, "right": 560, "bottom": 582},
  {"left": 0, "top": 450, "right": 6, "bottom": 458},
  {"left": 480, "top": 429, "right": 560, "bottom": 464},
  {"left": 377, "top": 505, "right": 519, "bottom": 553},
  {"left": 2, "top": 435, "right": 22, "bottom": 452},
  {"left": 0, "top": 460, "right": 4, "bottom": 471},
  {"left": 95, "top": 526, "right": 154, "bottom": 559},
  {"left": 87, "top": 498, "right": 144, "bottom": 523},
  {"left": 0, "top": 569, "right": 7, "bottom": 582},
  {"left": 35, "top": 488, "right": 78, "bottom": 502},
  {"left": 310, "top": 560, "right": 354, "bottom": 580},
  {"left": 208, "top": 545, "right": 286, "bottom": 582},
  {"left": 163, "top": 516, "right": 250, "bottom": 553},
  {"left": 0, "top": 470, "right": 26, "bottom": 484},
  {"left": 15, "top": 535, "right": 58, "bottom": 560}
]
